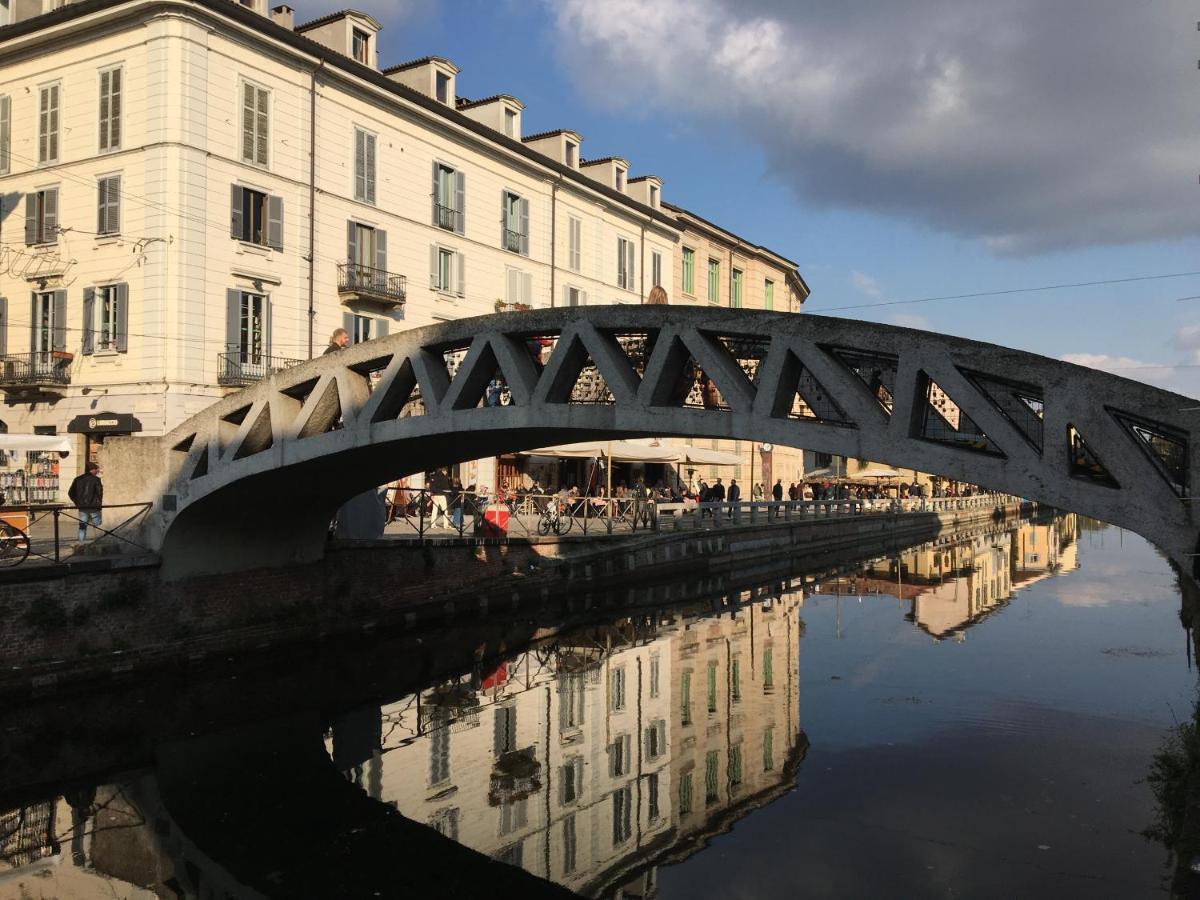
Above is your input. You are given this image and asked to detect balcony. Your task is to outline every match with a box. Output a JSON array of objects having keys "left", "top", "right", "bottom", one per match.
[
  {"left": 0, "top": 352, "right": 73, "bottom": 394},
  {"left": 434, "top": 203, "right": 458, "bottom": 232},
  {"left": 217, "top": 352, "right": 303, "bottom": 387},
  {"left": 337, "top": 262, "right": 407, "bottom": 309},
  {"left": 503, "top": 229, "right": 522, "bottom": 253}
]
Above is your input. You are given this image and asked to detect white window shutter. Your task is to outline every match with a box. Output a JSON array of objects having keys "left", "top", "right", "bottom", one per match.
[
  {"left": 506, "top": 268, "right": 520, "bottom": 304},
  {"left": 521, "top": 272, "right": 532, "bottom": 306},
  {"left": 456, "top": 252, "right": 465, "bottom": 297},
  {"left": 429, "top": 244, "right": 438, "bottom": 289}
]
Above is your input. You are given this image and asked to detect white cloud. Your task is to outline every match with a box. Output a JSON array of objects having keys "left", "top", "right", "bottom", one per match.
[
  {"left": 547, "top": 0, "right": 1200, "bottom": 254},
  {"left": 1173, "top": 323, "right": 1200, "bottom": 364},
  {"left": 889, "top": 313, "right": 931, "bottom": 331},
  {"left": 1059, "top": 352, "right": 1187, "bottom": 394},
  {"left": 849, "top": 270, "right": 884, "bottom": 299}
]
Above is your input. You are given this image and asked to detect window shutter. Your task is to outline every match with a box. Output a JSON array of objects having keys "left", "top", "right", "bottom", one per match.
[
  {"left": 241, "top": 84, "right": 255, "bottom": 163},
  {"left": 343, "top": 311, "right": 355, "bottom": 341},
  {"left": 562, "top": 285, "right": 570, "bottom": 307},
  {"left": 376, "top": 317, "right": 389, "bottom": 338},
  {"left": 263, "top": 295, "right": 272, "bottom": 356},
  {"left": 374, "top": 229, "right": 387, "bottom": 275},
  {"left": 431, "top": 161, "right": 440, "bottom": 224},
  {"left": 115, "top": 283, "right": 128, "bottom": 353},
  {"left": 570, "top": 218, "right": 581, "bottom": 271},
  {"left": 266, "top": 195, "right": 283, "bottom": 250},
  {"left": 29, "top": 294, "right": 36, "bottom": 352},
  {"left": 626, "top": 241, "right": 635, "bottom": 289},
  {"left": 518, "top": 197, "right": 529, "bottom": 256},
  {"left": 456, "top": 251, "right": 465, "bottom": 297},
  {"left": 354, "top": 129, "right": 366, "bottom": 201},
  {"left": 99, "top": 70, "right": 111, "bottom": 151},
  {"left": 616, "top": 237, "right": 624, "bottom": 288},
  {"left": 429, "top": 244, "right": 438, "bottom": 289},
  {"left": 506, "top": 268, "right": 520, "bottom": 305},
  {"left": 109, "top": 68, "right": 121, "bottom": 150},
  {"left": 346, "top": 220, "right": 358, "bottom": 265},
  {"left": 107, "top": 178, "right": 120, "bottom": 234},
  {"left": 47, "top": 85, "right": 59, "bottom": 162},
  {"left": 581, "top": 290, "right": 588, "bottom": 306},
  {"left": 0, "top": 297, "right": 6, "bottom": 356},
  {"left": 453, "top": 170, "right": 465, "bottom": 234},
  {"left": 231, "top": 185, "right": 244, "bottom": 240},
  {"left": 255, "top": 87, "right": 269, "bottom": 167},
  {"left": 97, "top": 179, "right": 108, "bottom": 234},
  {"left": 521, "top": 272, "right": 533, "bottom": 306},
  {"left": 226, "top": 289, "right": 241, "bottom": 352},
  {"left": 52, "top": 290, "right": 67, "bottom": 351},
  {"left": 0, "top": 95, "right": 11, "bottom": 175},
  {"left": 365, "top": 132, "right": 376, "bottom": 204},
  {"left": 81, "top": 287, "right": 95, "bottom": 355},
  {"left": 24, "top": 194, "right": 35, "bottom": 245},
  {"left": 500, "top": 190, "right": 508, "bottom": 248},
  {"left": 43, "top": 189, "right": 57, "bottom": 237}
]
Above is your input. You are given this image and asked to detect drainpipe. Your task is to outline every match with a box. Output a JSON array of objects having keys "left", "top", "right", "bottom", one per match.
[
  {"left": 549, "top": 177, "right": 559, "bottom": 306},
  {"left": 640, "top": 223, "right": 646, "bottom": 303},
  {"left": 306, "top": 61, "right": 325, "bottom": 359}
]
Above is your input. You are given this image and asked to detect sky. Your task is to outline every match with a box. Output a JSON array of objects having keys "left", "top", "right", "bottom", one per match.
[{"left": 295, "top": 0, "right": 1200, "bottom": 397}]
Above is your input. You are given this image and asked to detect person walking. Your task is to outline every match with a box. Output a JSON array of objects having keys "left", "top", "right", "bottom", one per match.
[
  {"left": 772, "top": 478, "right": 783, "bottom": 518},
  {"left": 727, "top": 479, "right": 741, "bottom": 503},
  {"left": 429, "top": 467, "right": 451, "bottom": 528},
  {"left": 68, "top": 462, "right": 103, "bottom": 543},
  {"left": 323, "top": 328, "right": 349, "bottom": 355}
]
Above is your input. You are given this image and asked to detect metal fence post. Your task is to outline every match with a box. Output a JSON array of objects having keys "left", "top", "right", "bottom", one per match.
[{"left": 53, "top": 509, "right": 60, "bottom": 563}]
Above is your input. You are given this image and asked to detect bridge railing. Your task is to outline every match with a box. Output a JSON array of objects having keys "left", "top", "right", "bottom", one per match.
[
  {"left": 0, "top": 502, "right": 155, "bottom": 571},
  {"left": 377, "top": 488, "right": 1019, "bottom": 541}
]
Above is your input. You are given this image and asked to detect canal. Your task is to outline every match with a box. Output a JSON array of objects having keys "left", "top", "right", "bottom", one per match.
[{"left": 0, "top": 513, "right": 1193, "bottom": 898}]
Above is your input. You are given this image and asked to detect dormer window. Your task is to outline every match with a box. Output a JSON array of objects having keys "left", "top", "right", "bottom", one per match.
[
  {"left": 565, "top": 141, "right": 577, "bottom": 167},
  {"left": 615, "top": 168, "right": 626, "bottom": 191},
  {"left": 352, "top": 29, "right": 370, "bottom": 65},
  {"left": 504, "top": 108, "right": 517, "bottom": 138},
  {"left": 436, "top": 71, "right": 450, "bottom": 104},
  {"left": 649, "top": 184, "right": 659, "bottom": 206}
]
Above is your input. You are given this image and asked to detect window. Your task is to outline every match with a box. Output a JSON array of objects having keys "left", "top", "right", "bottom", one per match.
[
  {"left": 763, "top": 726, "right": 775, "bottom": 772},
  {"left": 432, "top": 162, "right": 464, "bottom": 233},
  {"left": 499, "top": 797, "right": 528, "bottom": 835},
  {"left": 351, "top": 28, "right": 370, "bottom": 65},
  {"left": 98, "top": 67, "right": 121, "bottom": 152},
  {"left": 707, "top": 661, "right": 718, "bottom": 713},
  {"left": 563, "top": 286, "right": 585, "bottom": 307},
  {"left": 431, "top": 245, "right": 465, "bottom": 297},
  {"left": 568, "top": 216, "right": 582, "bottom": 271},
  {"left": 503, "top": 108, "right": 517, "bottom": 138},
  {"left": 729, "top": 743, "right": 743, "bottom": 787},
  {"left": 354, "top": 128, "right": 376, "bottom": 204},
  {"left": 38, "top": 83, "right": 59, "bottom": 164},
  {"left": 649, "top": 656, "right": 660, "bottom": 698},
  {"left": 82, "top": 283, "right": 127, "bottom": 354},
  {"left": 230, "top": 185, "right": 282, "bottom": 249},
  {"left": 435, "top": 70, "right": 450, "bottom": 104},
  {"left": 763, "top": 647, "right": 774, "bottom": 691},
  {"left": 648, "top": 773, "right": 660, "bottom": 823},
  {"left": 241, "top": 81, "right": 270, "bottom": 167},
  {"left": 679, "top": 772, "right": 694, "bottom": 816},
  {"left": 617, "top": 237, "right": 634, "bottom": 290},
  {"left": 228, "top": 290, "right": 267, "bottom": 363},
  {"left": 562, "top": 815, "right": 577, "bottom": 875},
  {"left": 612, "top": 786, "right": 632, "bottom": 845},
  {"left": 615, "top": 168, "right": 626, "bottom": 191},
  {"left": 559, "top": 757, "right": 583, "bottom": 805},
  {"left": 609, "top": 734, "right": 631, "bottom": 777},
  {"left": 350, "top": 314, "right": 372, "bottom": 344},
  {"left": 0, "top": 95, "right": 9, "bottom": 175},
  {"left": 731, "top": 656, "right": 741, "bottom": 703},
  {"left": 731, "top": 268, "right": 743, "bottom": 307},
  {"left": 680, "top": 671, "right": 692, "bottom": 725},
  {"left": 764, "top": 278, "right": 775, "bottom": 311},
  {"left": 494, "top": 705, "right": 517, "bottom": 756},
  {"left": 651, "top": 251, "right": 663, "bottom": 288},
  {"left": 97, "top": 175, "right": 120, "bottom": 235},
  {"left": 610, "top": 666, "right": 626, "bottom": 711},
  {"left": 430, "top": 721, "right": 450, "bottom": 784},
  {"left": 429, "top": 808, "right": 459, "bottom": 840},
  {"left": 558, "top": 673, "right": 586, "bottom": 731},
  {"left": 707, "top": 259, "right": 720, "bottom": 303},
  {"left": 705, "top": 750, "right": 719, "bottom": 804},
  {"left": 348, "top": 221, "right": 379, "bottom": 269},
  {"left": 31, "top": 290, "right": 64, "bottom": 354},
  {"left": 24, "top": 187, "right": 58, "bottom": 245},
  {"left": 506, "top": 267, "right": 533, "bottom": 306},
  {"left": 645, "top": 719, "right": 666, "bottom": 759},
  {"left": 649, "top": 184, "right": 659, "bottom": 206},
  {"left": 565, "top": 140, "right": 577, "bottom": 167},
  {"left": 501, "top": 190, "right": 528, "bottom": 255},
  {"left": 681, "top": 247, "right": 695, "bottom": 295}
]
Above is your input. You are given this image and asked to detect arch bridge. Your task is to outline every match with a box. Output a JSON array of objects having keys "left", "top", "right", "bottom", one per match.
[{"left": 102, "top": 307, "right": 1196, "bottom": 579}]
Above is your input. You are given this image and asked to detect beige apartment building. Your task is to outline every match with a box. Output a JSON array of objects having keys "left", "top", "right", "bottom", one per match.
[
  {"left": 0, "top": 0, "right": 681, "bottom": 497},
  {"left": 667, "top": 203, "right": 813, "bottom": 491}
]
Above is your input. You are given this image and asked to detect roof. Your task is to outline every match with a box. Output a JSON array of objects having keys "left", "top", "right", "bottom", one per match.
[
  {"left": 521, "top": 128, "right": 581, "bottom": 143},
  {"left": 628, "top": 175, "right": 661, "bottom": 184},
  {"left": 581, "top": 156, "right": 629, "bottom": 167},
  {"left": 456, "top": 93, "right": 524, "bottom": 111},
  {"left": 294, "top": 7, "right": 380, "bottom": 31},
  {"left": 0, "top": 0, "right": 678, "bottom": 231},
  {"left": 382, "top": 54, "right": 459, "bottom": 75}
]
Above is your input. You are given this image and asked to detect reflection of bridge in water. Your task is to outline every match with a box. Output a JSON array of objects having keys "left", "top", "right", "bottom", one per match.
[{"left": 0, "top": 512, "right": 1084, "bottom": 898}]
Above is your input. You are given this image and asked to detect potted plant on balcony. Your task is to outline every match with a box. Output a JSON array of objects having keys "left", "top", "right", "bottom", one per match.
[
  {"left": 494, "top": 299, "right": 532, "bottom": 313},
  {"left": 50, "top": 351, "right": 74, "bottom": 362}
]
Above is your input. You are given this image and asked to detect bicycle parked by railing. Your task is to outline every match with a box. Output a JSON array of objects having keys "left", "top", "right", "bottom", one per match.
[
  {"left": 537, "top": 497, "right": 573, "bottom": 536},
  {"left": 0, "top": 519, "right": 30, "bottom": 567}
]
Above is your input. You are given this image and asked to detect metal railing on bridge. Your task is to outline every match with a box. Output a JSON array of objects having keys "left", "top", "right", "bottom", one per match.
[
  {"left": 377, "top": 488, "right": 1018, "bottom": 541},
  {"left": 0, "top": 502, "right": 155, "bottom": 571}
]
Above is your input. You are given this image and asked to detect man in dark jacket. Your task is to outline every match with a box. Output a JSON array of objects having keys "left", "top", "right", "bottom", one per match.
[
  {"left": 727, "top": 479, "right": 741, "bottom": 503},
  {"left": 68, "top": 462, "right": 103, "bottom": 543},
  {"left": 323, "top": 328, "right": 349, "bottom": 355}
]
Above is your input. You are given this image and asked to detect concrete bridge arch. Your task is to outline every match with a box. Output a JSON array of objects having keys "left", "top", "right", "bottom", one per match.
[{"left": 102, "top": 307, "right": 1196, "bottom": 579}]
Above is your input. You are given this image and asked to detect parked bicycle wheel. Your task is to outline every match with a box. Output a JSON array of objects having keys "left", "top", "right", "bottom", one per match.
[
  {"left": 537, "top": 512, "right": 554, "bottom": 536},
  {"left": 554, "top": 511, "right": 573, "bottom": 535},
  {"left": 0, "top": 522, "right": 31, "bottom": 567}
]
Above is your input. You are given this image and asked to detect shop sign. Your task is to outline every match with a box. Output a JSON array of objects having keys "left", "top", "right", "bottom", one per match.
[{"left": 66, "top": 412, "right": 142, "bottom": 434}]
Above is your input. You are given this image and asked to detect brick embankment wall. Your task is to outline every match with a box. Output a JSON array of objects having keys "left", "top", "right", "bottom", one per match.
[{"left": 0, "top": 505, "right": 1018, "bottom": 697}]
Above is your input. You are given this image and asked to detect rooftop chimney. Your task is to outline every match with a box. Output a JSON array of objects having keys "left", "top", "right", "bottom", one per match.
[{"left": 271, "top": 4, "right": 294, "bottom": 28}]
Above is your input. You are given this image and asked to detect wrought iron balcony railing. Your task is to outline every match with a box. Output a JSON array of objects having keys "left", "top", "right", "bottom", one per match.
[
  {"left": 0, "top": 352, "right": 73, "bottom": 389},
  {"left": 337, "top": 262, "right": 407, "bottom": 306},
  {"left": 217, "top": 352, "right": 303, "bottom": 387},
  {"left": 434, "top": 203, "right": 458, "bottom": 232},
  {"left": 503, "top": 229, "right": 522, "bottom": 253}
]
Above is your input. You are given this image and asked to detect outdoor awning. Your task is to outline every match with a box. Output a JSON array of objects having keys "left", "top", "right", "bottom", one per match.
[
  {"left": 680, "top": 446, "right": 742, "bottom": 466},
  {"left": 521, "top": 441, "right": 680, "bottom": 463},
  {"left": 854, "top": 465, "right": 903, "bottom": 479},
  {"left": 0, "top": 434, "right": 72, "bottom": 453}
]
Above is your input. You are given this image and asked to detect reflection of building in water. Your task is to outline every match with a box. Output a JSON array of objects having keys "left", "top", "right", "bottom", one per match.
[{"left": 363, "top": 594, "right": 804, "bottom": 897}]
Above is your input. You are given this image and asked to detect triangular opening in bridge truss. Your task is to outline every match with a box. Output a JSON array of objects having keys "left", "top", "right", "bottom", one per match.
[
  {"left": 370, "top": 358, "right": 424, "bottom": 422},
  {"left": 439, "top": 341, "right": 472, "bottom": 385},
  {"left": 221, "top": 403, "right": 252, "bottom": 428},
  {"left": 824, "top": 346, "right": 900, "bottom": 415},
  {"left": 521, "top": 334, "right": 559, "bottom": 375},
  {"left": 280, "top": 376, "right": 321, "bottom": 407},
  {"left": 171, "top": 434, "right": 196, "bottom": 454},
  {"left": 603, "top": 330, "right": 658, "bottom": 382},
  {"left": 348, "top": 353, "right": 394, "bottom": 396},
  {"left": 542, "top": 335, "right": 617, "bottom": 405},
  {"left": 650, "top": 336, "right": 730, "bottom": 410},
  {"left": 297, "top": 378, "right": 343, "bottom": 438},
  {"left": 1067, "top": 424, "right": 1119, "bottom": 488},
  {"left": 190, "top": 446, "right": 209, "bottom": 480},
  {"left": 708, "top": 333, "right": 769, "bottom": 393},
  {"left": 958, "top": 369, "right": 1044, "bottom": 453},
  {"left": 450, "top": 342, "right": 518, "bottom": 410},
  {"left": 1108, "top": 408, "right": 1188, "bottom": 497},
  {"left": 913, "top": 372, "right": 1004, "bottom": 456},
  {"left": 232, "top": 404, "right": 274, "bottom": 460},
  {"left": 772, "top": 350, "right": 853, "bottom": 425}
]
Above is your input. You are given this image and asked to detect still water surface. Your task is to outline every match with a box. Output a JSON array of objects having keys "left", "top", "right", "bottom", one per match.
[{"left": 0, "top": 514, "right": 1193, "bottom": 898}]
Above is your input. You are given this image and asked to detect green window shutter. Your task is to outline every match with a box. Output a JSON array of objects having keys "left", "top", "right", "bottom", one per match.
[
  {"left": 231, "top": 185, "right": 244, "bottom": 240},
  {"left": 114, "top": 283, "right": 128, "bottom": 353},
  {"left": 81, "top": 288, "right": 95, "bottom": 355}
]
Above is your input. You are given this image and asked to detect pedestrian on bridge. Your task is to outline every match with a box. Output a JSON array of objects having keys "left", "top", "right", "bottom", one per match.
[
  {"left": 323, "top": 328, "right": 349, "bottom": 355},
  {"left": 68, "top": 462, "right": 103, "bottom": 544}
]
